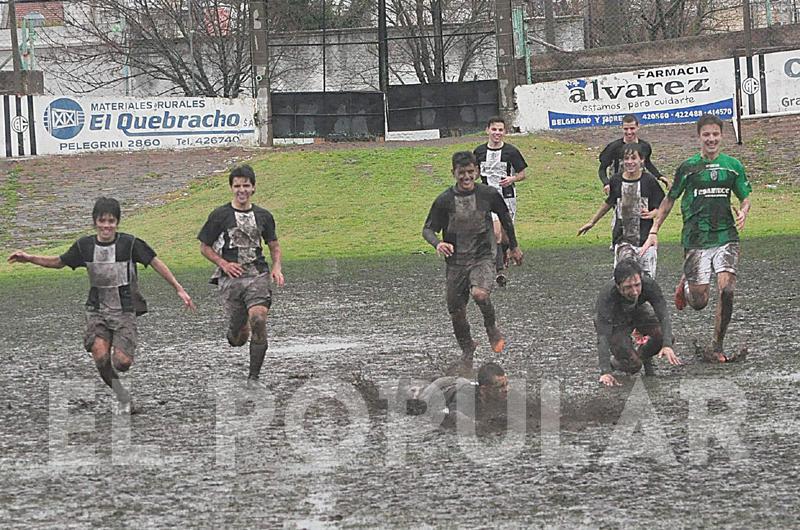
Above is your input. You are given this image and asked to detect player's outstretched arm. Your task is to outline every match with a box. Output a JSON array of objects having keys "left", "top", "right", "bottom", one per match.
[
  {"left": 578, "top": 203, "right": 612, "bottom": 236},
  {"left": 7, "top": 251, "right": 64, "bottom": 269},
  {"left": 149, "top": 257, "right": 195, "bottom": 310},
  {"left": 267, "top": 240, "right": 285, "bottom": 287}
]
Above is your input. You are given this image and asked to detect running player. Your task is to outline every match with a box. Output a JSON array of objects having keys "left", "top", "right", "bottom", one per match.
[
  {"left": 423, "top": 151, "right": 523, "bottom": 373},
  {"left": 473, "top": 116, "right": 527, "bottom": 286},
  {"left": 578, "top": 143, "right": 664, "bottom": 277},
  {"left": 595, "top": 260, "right": 682, "bottom": 387},
  {"left": 598, "top": 114, "right": 668, "bottom": 193},
  {"left": 641, "top": 114, "right": 752, "bottom": 363},
  {"left": 198, "top": 164, "right": 285, "bottom": 387},
  {"left": 7, "top": 197, "right": 195, "bottom": 413}
]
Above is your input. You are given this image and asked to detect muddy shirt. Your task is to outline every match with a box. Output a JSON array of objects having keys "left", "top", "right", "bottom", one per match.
[
  {"left": 669, "top": 153, "right": 752, "bottom": 249},
  {"left": 198, "top": 203, "right": 277, "bottom": 283},
  {"left": 598, "top": 139, "right": 662, "bottom": 186},
  {"left": 60, "top": 233, "right": 155, "bottom": 313},
  {"left": 473, "top": 143, "right": 527, "bottom": 199},
  {"left": 606, "top": 171, "right": 665, "bottom": 246},
  {"left": 594, "top": 275, "right": 673, "bottom": 374},
  {"left": 422, "top": 184, "right": 518, "bottom": 266}
]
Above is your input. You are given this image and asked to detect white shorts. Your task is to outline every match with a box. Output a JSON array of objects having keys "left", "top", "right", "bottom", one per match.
[
  {"left": 684, "top": 242, "right": 740, "bottom": 285},
  {"left": 490, "top": 196, "right": 517, "bottom": 223},
  {"left": 614, "top": 242, "right": 658, "bottom": 278}
]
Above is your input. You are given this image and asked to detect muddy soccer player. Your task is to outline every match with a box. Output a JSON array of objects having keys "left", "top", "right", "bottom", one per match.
[
  {"left": 595, "top": 260, "right": 682, "bottom": 387},
  {"left": 598, "top": 114, "right": 668, "bottom": 194},
  {"left": 423, "top": 151, "right": 523, "bottom": 372},
  {"left": 473, "top": 116, "right": 527, "bottom": 287},
  {"left": 641, "top": 114, "right": 751, "bottom": 363},
  {"left": 198, "top": 164, "right": 284, "bottom": 387},
  {"left": 7, "top": 197, "right": 195, "bottom": 413},
  {"left": 578, "top": 142, "right": 664, "bottom": 278}
]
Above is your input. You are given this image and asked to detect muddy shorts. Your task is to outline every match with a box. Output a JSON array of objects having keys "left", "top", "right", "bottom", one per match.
[
  {"left": 218, "top": 271, "right": 272, "bottom": 333},
  {"left": 614, "top": 242, "right": 658, "bottom": 278},
  {"left": 83, "top": 310, "right": 138, "bottom": 357},
  {"left": 490, "top": 196, "right": 517, "bottom": 223},
  {"left": 684, "top": 242, "right": 739, "bottom": 285},
  {"left": 446, "top": 260, "right": 495, "bottom": 313}
]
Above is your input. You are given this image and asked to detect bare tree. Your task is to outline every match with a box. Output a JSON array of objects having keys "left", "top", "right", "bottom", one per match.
[{"left": 385, "top": 0, "right": 495, "bottom": 83}]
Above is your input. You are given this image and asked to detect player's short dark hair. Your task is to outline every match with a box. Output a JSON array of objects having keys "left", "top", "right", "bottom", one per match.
[
  {"left": 229, "top": 164, "right": 256, "bottom": 186},
  {"left": 622, "top": 142, "right": 644, "bottom": 158},
  {"left": 622, "top": 114, "right": 639, "bottom": 125},
  {"left": 477, "top": 362, "right": 506, "bottom": 388},
  {"left": 486, "top": 116, "right": 506, "bottom": 128},
  {"left": 696, "top": 114, "right": 723, "bottom": 134},
  {"left": 92, "top": 197, "right": 121, "bottom": 223},
  {"left": 452, "top": 151, "right": 477, "bottom": 170},
  {"left": 613, "top": 259, "right": 643, "bottom": 285}
]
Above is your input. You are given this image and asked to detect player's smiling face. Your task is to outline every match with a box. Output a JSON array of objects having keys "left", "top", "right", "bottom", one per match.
[
  {"left": 623, "top": 151, "right": 642, "bottom": 174},
  {"left": 454, "top": 163, "right": 477, "bottom": 192},
  {"left": 94, "top": 213, "right": 118, "bottom": 243},
  {"left": 699, "top": 123, "right": 722, "bottom": 159},
  {"left": 622, "top": 121, "right": 638, "bottom": 142},
  {"left": 486, "top": 121, "right": 505, "bottom": 147},
  {"left": 230, "top": 176, "right": 255, "bottom": 209}
]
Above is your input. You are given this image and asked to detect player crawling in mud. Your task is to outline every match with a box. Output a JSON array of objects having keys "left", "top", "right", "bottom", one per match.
[
  {"left": 641, "top": 114, "right": 752, "bottom": 362},
  {"left": 7, "top": 197, "right": 195, "bottom": 413},
  {"left": 595, "top": 259, "right": 682, "bottom": 387},
  {"left": 405, "top": 362, "right": 512, "bottom": 429},
  {"left": 198, "top": 164, "right": 284, "bottom": 388},
  {"left": 422, "top": 151, "right": 523, "bottom": 373}
]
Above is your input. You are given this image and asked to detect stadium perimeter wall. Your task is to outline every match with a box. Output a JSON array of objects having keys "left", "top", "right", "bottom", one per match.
[
  {"left": 516, "top": 46, "right": 800, "bottom": 132},
  {"left": 530, "top": 23, "right": 800, "bottom": 82}
]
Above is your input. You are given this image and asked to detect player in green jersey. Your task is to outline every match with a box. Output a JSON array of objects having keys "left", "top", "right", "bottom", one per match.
[{"left": 640, "top": 114, "right": 752, "bottom": 362}]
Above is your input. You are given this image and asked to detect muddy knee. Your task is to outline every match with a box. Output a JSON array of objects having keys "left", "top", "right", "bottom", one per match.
[
  {"left": 688, "top": 288, "right": 709, "bottom": 310},
  {"left": 112, "top": 351, "right": 133, "bottom": 372},
  {"left": 720, "top": 284, "right": 735, "bottom": 306},
  {"left": 248, "top": 313, "right": 268, "bottom": 344},
  {"left": 470, "top": 287, "right": 490, "bottom": 305}
]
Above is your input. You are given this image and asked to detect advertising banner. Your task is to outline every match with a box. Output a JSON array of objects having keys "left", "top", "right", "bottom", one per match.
[
  {"left": 737, "top": 49, "right": 800, "bottom": 116},
  {"left": 516, "top": 58, "right": 736, "bottom": 131},
  {"left": 0, "top": 96, "right": 258, "bottom": 157}
]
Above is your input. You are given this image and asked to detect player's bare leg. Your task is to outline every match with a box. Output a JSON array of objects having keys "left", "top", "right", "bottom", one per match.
[
  {"left": 472, "top": 287, "right": 504, "bottom": 352},
  {"left": 711, "top": 272, "right": 736, "bottom": 362},
  {"left": 90, "top": 337, "right": 132, "bottom": 412},
  {"left": 247, "top": 305, "right": 270, "bottom": 386}
]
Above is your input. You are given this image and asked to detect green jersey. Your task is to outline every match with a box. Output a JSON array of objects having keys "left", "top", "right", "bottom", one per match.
[{"left": 668, "top": 152, "right": 752, "bottom": 249}]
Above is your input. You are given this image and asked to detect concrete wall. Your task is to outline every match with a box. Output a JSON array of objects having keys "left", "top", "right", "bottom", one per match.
[{"left": 531, "top": 22, "right": 800, "bottom": 82}]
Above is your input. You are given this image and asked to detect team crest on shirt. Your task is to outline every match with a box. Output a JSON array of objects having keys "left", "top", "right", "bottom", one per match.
[{"left": 710, "top": 169, "right": 719, "bottom": 181}]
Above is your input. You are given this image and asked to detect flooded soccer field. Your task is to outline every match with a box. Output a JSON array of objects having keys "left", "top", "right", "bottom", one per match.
[{"left": 1, "top": 238, "right": 799, "bottom": 528}]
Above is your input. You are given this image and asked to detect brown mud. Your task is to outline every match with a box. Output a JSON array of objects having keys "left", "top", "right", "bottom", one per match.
[{"left": 1, "top": 238, "right": 798, "bottom": 527}]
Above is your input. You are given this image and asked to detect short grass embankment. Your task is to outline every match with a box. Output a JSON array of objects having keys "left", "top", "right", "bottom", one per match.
[{"left": 1, "top": 134, "right": 798, "bottom": 283}]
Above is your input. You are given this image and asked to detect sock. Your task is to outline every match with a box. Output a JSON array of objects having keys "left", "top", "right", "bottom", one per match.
[
  {"left": 248, "top": 341, "right": 268, "bottom": 379},
  {"left": 495, "top": 245, "right": 504, "bottom": 272}
]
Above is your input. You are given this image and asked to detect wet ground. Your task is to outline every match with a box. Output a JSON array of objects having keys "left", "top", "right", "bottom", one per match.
[{"left": 2, "top": 237, "right": 799, "bottom": 527}]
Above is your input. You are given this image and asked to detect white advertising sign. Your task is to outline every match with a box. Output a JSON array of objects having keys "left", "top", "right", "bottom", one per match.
[
  {"left": 516, "top": 58, "right": 736, "bottom": 131},
  {"left": 3, "top": 96, "right": 258, "bottom": 156},
  {"left": 738, "top": 49, "right": 800, "bottom": 116}
]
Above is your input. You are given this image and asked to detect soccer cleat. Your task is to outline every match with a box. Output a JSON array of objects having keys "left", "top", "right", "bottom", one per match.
[
  {"left": 246, "top": 376, "right": 267, "bottom": 391},
  {"left": 487, "top": 327, "right": 506, "bottom": 353},
  {"left": 496, "top": 273, "right": 508, "bottom": 288},
  {"left": 674, "top": 279, "right": 687, "bottom": 311}
]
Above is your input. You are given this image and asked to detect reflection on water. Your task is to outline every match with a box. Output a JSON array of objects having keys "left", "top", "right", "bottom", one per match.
[{"left": 1, "top": 239, "right": 799, "bottom": 527}]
